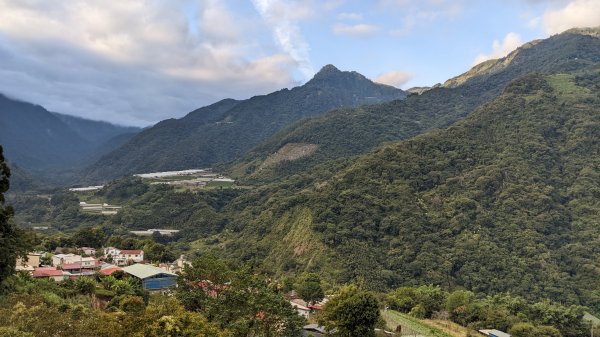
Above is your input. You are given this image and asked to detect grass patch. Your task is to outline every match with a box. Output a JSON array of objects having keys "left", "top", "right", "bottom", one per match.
[
  {"left": 381, "top": 310, "right": 456, "bottom": 337},
  {"left": 547, "top": 73, "right": 589, "bottom": 95}
]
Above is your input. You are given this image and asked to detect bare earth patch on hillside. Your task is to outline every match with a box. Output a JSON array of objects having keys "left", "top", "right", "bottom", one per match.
[{"left": 260, "top": 143, "right": 318, "bottom": 169}]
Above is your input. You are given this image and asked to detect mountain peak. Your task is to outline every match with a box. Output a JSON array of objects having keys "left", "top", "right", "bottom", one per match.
[
  {"left": 317, "top": 64, "right": 341, "bottom": 74},
  {"left": 307, "top": 64, "right": 372, "bottom": 86},
  {"left": 310, "top": 64, "right": 344, "bottom": 81}
]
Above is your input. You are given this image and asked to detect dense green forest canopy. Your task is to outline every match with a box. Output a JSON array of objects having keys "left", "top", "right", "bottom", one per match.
[{"left": 217, "top": 71, "right": 600, "bottom": 309}]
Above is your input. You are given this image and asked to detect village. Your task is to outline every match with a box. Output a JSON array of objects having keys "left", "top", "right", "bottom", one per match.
[
  {"left": 15, "top": 247, "right": 523, "bottom": 337},
  {"left": 15, "top": 247, "right": 340, "bottom": 335},
  {"left": 16, "top": 247, "right": 184, "bottom": 290}
]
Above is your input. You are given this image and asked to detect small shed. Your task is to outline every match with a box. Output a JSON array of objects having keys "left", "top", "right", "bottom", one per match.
[
  {"left": 122, "top": 263, "right": 177, "bottom": 290},
  {"left": 479, "top": 329, "right": 511, "bottom": 337}
]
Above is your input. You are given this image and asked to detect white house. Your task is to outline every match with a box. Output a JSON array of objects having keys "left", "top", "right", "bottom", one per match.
[
  {"left": 81, "top": 256, "right": 98, "bottom": 269},
  {"left": 103, "top": 247, "right": 144, "bottom": 266},
  {"left": 290, "top": 300, "right": 311, "bottom": 319},
  {"left": 79, "top": 247, "right": 96, "bottom": 256},
  {"left": 104, "top": 247, "right": 121, "bottom": 257},
  {"left": 52, "top": 254, "right": 82, "bottom": 267}
]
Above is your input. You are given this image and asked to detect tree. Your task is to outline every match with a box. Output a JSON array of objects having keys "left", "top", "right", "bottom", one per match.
[
  {"left": 72, "top": 227, "right": 105, "bottom": 249},
  {"left": 319, "top": 285, "right": 380, "bottom": 337},
  {"left": 74, "top": 276, "right": 96, "bottom": 295},
  {"left": 0, "top": 146, "right": 29, "bottom": 285},
  {"left": 296, "top": 273, "right": 324, "bottom": 305},
  {"left": 177, "top": 255, "right": 304, "bottom": 336},
  {"left": 509, "top": 322, "right": 562, "bottom": 337}
]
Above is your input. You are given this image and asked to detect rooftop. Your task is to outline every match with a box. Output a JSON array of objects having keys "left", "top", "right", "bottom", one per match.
[
  {"left": 100, "top": 267, "right": 122, "bottom": 276},
  {"left": 120, "top": 250, "right": 143, "bottom": 255},
  {"left": 33, "top": 267, "right": 64, "bottom": 277},
  {"left": 480, "top": 329, "right": 511, "bottom": 337},
  {"left": 122, "top": 263, "right": 176, "bottom": 279},
  {"left": 61, "top": 263, "right": 82, "bottom": 270}
]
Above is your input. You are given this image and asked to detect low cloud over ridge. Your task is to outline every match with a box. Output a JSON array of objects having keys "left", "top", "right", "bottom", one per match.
[{"left": 0, "top": 0, "right": 302, "bottom": 126}]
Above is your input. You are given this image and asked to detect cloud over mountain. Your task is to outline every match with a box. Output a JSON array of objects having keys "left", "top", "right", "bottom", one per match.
[
  {"left": 473, "top": 32, "right": 523, "bottom": 65},
  {"left": 0, "top": 0, "right": 300, "bottom": 126}
]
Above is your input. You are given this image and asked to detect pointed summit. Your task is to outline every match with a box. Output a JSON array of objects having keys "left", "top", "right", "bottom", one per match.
[
  {"left": 307, "top": 64, "right": 346, "bottom": 83},
  {"left": 306, "top": 64, "right": 372, "bottom": 87},
  {"left": 315, "top": 64, "right": 342, "bottom": 76}
]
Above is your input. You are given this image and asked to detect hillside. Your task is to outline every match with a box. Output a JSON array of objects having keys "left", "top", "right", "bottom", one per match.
[
  {"left": 53, "top": 112, "right": 140, "bottom": 145},
  {"left": 0, "top": 94, "right": 141, "bottom": 177},
  {"left": 12, "top": 69, "right": 600, "bottom": 312},
  {"left": 232, "top": 27, "right": 600, "bottom": 182},
  {"left": 85, "top": 65, "right": 407, "bottom": 181},
  {"left": 205, "top": 70, "right": 600, "bottom": 311}
]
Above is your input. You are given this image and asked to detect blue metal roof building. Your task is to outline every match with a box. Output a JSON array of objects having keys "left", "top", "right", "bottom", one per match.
[{"left": 122, "top": 263, "right": 177, "bottom": 290}]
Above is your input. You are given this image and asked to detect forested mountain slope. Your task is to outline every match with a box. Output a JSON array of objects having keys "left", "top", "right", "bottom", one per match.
[
  {"left": 85, "top": 65, "right": 407, "bottom": 180},
  {"left": 233, "top": 27, "right": 600, "bottom": 182},
  {"left": 53, "top": 112, "right": 140, "bottom": 145},
  {"left": 0, "top": 94, "right": 139, "bottom": 174},
  {"left": 208, "top": 70, "right": 600, "bottom": 311}
]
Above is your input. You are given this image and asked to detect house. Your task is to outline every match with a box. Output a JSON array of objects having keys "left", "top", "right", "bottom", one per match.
[
  {"left": 100, "top": 266, "right": 122, "bottom": 276},
  {"left": 16, "top": 252, "right": 42, "bottom": 272},
  {"left": 103, "top": 248, "right": 144, "bottom": 266},
  {"left": 479, "top": 329, "right": 511, "bottom": 337},
  {"left": 122, "top": 263, "right": 177, "bottom": 290},
  {"left": 52, "top": 254, "right": 82, "bottom": 267},
  {"left": 33, "top": 267, "right": 66, "bottom": 282},
  {"left": 114, "top": 250, "right": 144, "bottom": 266},
  {"left": 158, "top": 255, "right": 190, "bottom": 273},
  {"left": 290, "top": 300, "right": 311, "bottom": 319},
  {"left": 62, "top": 263, "right": 82, "bottom": 274},
  {"left": 104, "top": 247, "right": 121, "bottom": 257},
  {"left": 80, "top": 256, "right": 99, "bottom": 269},
  {"left": 79, "top": 247, "right": 96, "bottom": 256}
]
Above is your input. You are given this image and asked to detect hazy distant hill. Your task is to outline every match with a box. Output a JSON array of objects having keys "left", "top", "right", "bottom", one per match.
[
  {"left": 233, "top": 27, "right": 600, "bottom": 182},
  {"left": 0, "top": 94, "right": 141, "bottom": 175},
  {"left": 53, "top": 112, "right": 140, "bottom": 145},
  {"left": 85, "top": 65, "right": 407, "bottom": 180}
]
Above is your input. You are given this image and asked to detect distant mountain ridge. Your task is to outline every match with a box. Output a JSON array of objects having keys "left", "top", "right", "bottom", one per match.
[
  {"left": 231, "top": 27, "right": 600, "bottom": 182},
  {"left": 0, "top": 94, "right": 141, "bottom": 178},
  {"left": 85, "top": 65, "right": 407, "bottom": 180},
  {"left": 53, "top": 112, "right": 140, "bottom": 145}
]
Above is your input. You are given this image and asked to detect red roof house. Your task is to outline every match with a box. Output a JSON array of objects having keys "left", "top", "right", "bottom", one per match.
[{"left": 33, "top": 267, "right": 65, "bottom": 281}]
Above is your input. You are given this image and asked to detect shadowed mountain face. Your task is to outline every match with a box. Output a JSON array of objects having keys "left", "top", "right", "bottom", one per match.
[
  {"left": 85, "top": 65, "right": 407, "bottom": 181},
  {"left": 232, "top": 28, "right": 600, "bottom": 183},
  {"left": 0, "top": 94, "right": 141, "bottom": 177}
]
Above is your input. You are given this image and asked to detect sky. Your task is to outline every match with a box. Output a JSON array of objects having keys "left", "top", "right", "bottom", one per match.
[{"left": 0, "top": 0, "right": 599, "bottom": 126}]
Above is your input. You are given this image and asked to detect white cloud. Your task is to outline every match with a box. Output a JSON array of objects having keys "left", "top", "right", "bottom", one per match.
[
  {"left": 374, "top": 71, "right": 413, "bottom": 88},
  {"left": 333, "top": 23, "right": 379, "bottom": 37},
  {"left": 337, "top": 12, "right": 363, "bottom": 20},
  {"left": 251, "top": 0, "right": 315, "bottom": 80},
  {"left": 473, "top": 32, "right": 524, "bottom": 65},
  {"left": 0, "top": 0, "right": 302, "bottom": 126},
  {"left": 541, "top": 0, "right": 600, "bottom": 34}
]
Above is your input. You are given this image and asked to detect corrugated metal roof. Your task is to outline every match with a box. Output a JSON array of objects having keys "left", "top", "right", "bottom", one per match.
[
  {"left": 489, "top": 330, "right": 511, "bottom": 337},
  {"left": 122, "top": 263, "right": 176, "bottom": 279}
]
